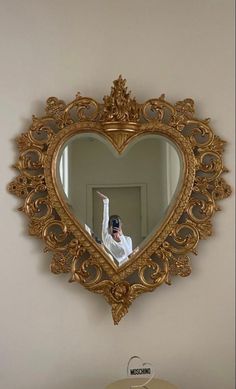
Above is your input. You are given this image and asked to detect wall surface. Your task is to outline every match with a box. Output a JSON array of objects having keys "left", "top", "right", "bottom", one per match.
[{"left": 0, "top": 1, "right": 234, "bottom": 389}]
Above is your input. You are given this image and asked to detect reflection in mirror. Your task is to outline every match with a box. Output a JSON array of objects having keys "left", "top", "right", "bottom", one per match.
[{"left": 57, "top": 133, "right": 183, "bottom": 266}]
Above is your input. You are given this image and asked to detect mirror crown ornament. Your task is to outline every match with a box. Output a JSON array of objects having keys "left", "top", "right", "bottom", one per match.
[
  {"left": 8, "top": 76, "right": 232, "bottom": 325},
  {"left": 102, "top": 75, "right": 140, "bottom": 123}
]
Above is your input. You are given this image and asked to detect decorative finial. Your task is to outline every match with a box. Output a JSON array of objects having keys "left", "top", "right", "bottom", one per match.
[{"left": 102, "top": 75, "right": 140, "bottom": 122}]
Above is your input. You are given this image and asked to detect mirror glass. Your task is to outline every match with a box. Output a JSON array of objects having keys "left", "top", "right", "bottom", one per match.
[{"left": 56, "top": 132, "right": 183, "bottom": 266}]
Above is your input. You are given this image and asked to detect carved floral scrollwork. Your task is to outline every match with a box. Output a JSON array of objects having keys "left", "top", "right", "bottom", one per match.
[{"left": 8, "top": 76, "right": 231, "bottom": 324}]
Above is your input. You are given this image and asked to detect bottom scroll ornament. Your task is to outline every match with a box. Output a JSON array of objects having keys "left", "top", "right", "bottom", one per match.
[{"left": 68, "top": 247, "right": 170, "bottom": 324}]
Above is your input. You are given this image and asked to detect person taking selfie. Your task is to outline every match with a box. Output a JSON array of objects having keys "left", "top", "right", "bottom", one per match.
[{"left": 96, "top": 191, "right": 133, "bottom": 265}]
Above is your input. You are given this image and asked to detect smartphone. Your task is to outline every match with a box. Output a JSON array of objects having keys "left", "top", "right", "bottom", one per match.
[{"left": 112, "top": 218, "right": 120, "bottom": 233}]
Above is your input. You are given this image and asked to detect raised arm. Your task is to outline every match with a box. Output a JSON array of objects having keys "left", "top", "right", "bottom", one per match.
[{"left": 96, "top": 192, "right": 110, "bottom": 243}]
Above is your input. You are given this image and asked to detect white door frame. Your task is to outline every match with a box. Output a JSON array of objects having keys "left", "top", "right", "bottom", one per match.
[{"left": 86, "top": 183, "right": 148, "bottom": 238}]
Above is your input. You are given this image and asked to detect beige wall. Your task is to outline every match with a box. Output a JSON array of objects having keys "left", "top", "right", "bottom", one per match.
[{"left": 0, "top": 1, "right": 234, "bottom": 389}]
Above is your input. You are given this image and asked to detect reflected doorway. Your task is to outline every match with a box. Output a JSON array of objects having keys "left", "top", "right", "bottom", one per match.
[{"left": 86, "top": 185, "right": 147, "bottom": 249}]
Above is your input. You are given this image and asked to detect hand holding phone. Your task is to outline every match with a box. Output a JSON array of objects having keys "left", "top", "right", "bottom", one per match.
[{"left": 112, "top": 218, "right": 120, "bottom": 233}]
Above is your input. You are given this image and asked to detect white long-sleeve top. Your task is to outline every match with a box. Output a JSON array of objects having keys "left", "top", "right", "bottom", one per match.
[{"left": 102, "top": 198, "right": 132, "bottom": 265}]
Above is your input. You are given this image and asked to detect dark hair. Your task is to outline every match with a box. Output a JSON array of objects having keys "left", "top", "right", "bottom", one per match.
[{"left": 108, "top": 214, "right": 121, "bottom": 228}]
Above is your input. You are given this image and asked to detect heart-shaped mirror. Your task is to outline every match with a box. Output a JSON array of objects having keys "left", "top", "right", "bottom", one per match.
[
  {"left": 8, "top": 76, "right": 231, "bottom": 324},
  {"left": 56, "top": 133, "right": 183, "bottom": 267}
]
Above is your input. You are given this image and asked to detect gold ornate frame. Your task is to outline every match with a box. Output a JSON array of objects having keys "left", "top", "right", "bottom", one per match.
[{"left": 8, "top": 76, "right": 231, "bottom": 324}]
